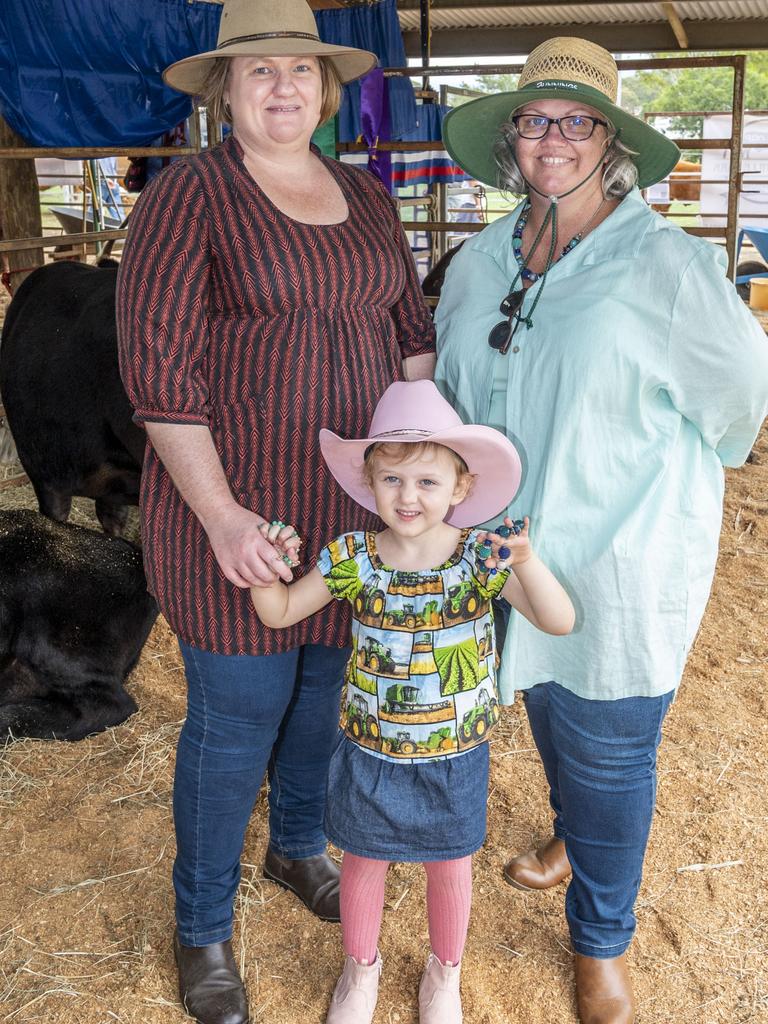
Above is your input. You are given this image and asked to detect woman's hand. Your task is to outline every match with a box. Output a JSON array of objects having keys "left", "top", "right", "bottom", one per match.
[
  {"left": 477, "top": 516, "right": 532, "bottom": 570},
  {"left": 205, "top": 504, "right": 297, "bottom": 589}
]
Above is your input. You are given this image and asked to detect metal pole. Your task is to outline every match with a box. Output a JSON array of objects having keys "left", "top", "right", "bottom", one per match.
[
  {"left": 420, "top": 0, "right": 431, "bottom": 93},
  {"left": 726, "top": 55, "right": 746, "bottom": 278}
]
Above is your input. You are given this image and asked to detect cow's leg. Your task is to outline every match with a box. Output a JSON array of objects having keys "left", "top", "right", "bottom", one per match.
[
  {"left": 32, "top": 483, "right": 72, "bottom": 523},
  {"left": 95, "top": 498, "right": 130, "bottom": 537}
]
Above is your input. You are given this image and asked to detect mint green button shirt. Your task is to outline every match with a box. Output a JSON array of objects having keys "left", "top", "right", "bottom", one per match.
[{"left": 435, "top": 189, "right": 768, "bottom": 702}]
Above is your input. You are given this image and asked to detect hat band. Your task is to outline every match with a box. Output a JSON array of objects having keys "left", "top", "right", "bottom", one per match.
[
  {"left": 521, "top": 79, "right": 617, "bottom": 104},
  {"left": 218, "top": 31, "right": 321, "bottom": 50},
  {"left": 373, "top": 428, "right": 433, "bottom": 439}
]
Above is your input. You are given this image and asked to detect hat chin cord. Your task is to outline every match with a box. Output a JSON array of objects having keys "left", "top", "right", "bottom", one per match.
[{"left": 509, "top": 132, "right": 618, "bottom": 331}]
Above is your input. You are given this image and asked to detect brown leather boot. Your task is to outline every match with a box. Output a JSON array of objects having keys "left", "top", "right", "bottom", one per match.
[
  {"left": 574, "top": 953, "right": 635, "bottom": 1024},
  {"left": 263, "top": 846, "right": 340, "bottom": 922},
  {"left": 503, "top": 836, "right": 571, "bottom": 891},
  {"left": 174, "top": 932, "right": 249, "bottom": 1024}
]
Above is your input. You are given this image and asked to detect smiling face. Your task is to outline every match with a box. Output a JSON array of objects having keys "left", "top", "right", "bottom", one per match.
[
  {"left": 225, "top": 54, "right": 324, "bottom": 152},
  {"left": 367, "top": 444, "right": 473, "bottom": 543},
  {"left": 513, "top": 98, "right": 612, "bottom": 200}
]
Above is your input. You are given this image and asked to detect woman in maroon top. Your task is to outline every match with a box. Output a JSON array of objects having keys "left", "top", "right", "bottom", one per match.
[{"left": 117, "top": 2, "right": 435, "bottom": 1021}]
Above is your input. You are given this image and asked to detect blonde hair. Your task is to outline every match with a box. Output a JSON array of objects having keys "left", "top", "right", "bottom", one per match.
[
  {"left": 200, "top": 55, "right": 342, "bottom": 129},
  {"left": 362, "top": 441, "right": 473, "bottom": 493}
]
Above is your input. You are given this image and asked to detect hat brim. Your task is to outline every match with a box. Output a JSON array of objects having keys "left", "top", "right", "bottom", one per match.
[
  {"left": 442, "top": 81, "right": 680, "bottom": 190},
  {"left": 319, "top": 426, "right": 522, "bottom": 529},
  {"left": 163, "top": 39, "right": 377, "bottom": 94}
]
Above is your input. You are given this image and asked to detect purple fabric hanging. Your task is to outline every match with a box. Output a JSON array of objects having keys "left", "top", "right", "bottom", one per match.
[{"left": 359, "top": 69, "right": 392, "bottom": 193}]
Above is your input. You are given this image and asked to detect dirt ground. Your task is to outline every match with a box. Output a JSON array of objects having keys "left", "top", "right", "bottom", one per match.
[{"left": 0, "top": 284, "right": 766, "bottom": 1022}]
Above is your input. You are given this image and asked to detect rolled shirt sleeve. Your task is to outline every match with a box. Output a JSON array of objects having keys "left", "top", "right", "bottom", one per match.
[
  {"left": 664, "top": 243, "right": 768, "bottom": 467},
  {"left": 117, "top": 162, "right": 212, "bottom": 427}
]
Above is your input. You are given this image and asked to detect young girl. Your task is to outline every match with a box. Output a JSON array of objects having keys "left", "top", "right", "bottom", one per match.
[{"left": 251, "top": 381, "right": 574, "bottom": 1024}]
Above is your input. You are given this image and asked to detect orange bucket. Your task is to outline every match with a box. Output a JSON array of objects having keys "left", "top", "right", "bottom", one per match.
[{"left": 749, "top": 277, "right": 768, "bottom": 311}]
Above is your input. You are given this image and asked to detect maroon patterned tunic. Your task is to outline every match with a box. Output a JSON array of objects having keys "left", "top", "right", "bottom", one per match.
[{"left": 117, "top": 136, "right": 435, "bottom": 655}]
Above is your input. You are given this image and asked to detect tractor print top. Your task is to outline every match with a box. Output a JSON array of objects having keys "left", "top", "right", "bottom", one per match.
[{"left": 317, "top": 530, "right": 509, "bottom": 763}]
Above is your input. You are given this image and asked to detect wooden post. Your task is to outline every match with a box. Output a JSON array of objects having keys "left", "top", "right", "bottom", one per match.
[{"left": 0, "top": 116, "right": 44, "bottom": 293}]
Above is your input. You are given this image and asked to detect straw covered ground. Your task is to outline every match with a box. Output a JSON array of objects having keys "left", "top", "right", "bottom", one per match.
[{"left": 0, "top": 286, "right": 766, "bottom": 1023}]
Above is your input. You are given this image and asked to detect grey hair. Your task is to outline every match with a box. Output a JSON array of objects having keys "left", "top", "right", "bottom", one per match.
[{"left": 493, "top": 117, "right": 639, "bottom": 199}]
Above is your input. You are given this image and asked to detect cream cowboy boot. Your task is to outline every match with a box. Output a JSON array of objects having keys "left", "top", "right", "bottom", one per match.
[
  {"left": 418, "top": 953, "right": 463, "bottom": 1024},
  {"left": 326, "top": 952, "right": 382, "bottom": 1024}
]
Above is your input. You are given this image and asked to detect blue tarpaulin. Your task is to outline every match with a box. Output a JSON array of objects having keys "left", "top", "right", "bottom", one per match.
[
  {"left": 0, "top": 0, "right": 220, "bottom": 146},
  {"left": 0, "top": 0, "right": 416, "bottom": 148}
]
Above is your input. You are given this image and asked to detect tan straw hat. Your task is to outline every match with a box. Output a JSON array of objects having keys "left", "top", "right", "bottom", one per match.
[
  {"left": 442, "top": 36, "right": 680, "bottom": 190},
  {"left": 163, "top": 0, "right": 377, "bottom": 94}
]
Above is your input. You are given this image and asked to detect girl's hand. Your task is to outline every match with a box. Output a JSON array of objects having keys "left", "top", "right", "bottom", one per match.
[
  {"left": 258, "top": 520, "right": 302, "bottom": 569},
  {"left": 476, "top": 516, "right": 532, "bottom": 570}
]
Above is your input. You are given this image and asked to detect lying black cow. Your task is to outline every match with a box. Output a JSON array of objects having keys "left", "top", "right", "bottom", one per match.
[
  {"left": 0, "top": 510, "right": 158, "bottom": 741},
  {"left": 0, "top": 260, "right": 144, "bottom": 536}
]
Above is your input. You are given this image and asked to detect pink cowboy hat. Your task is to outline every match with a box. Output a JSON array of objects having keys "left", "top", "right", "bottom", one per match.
[{"left": 319, "top": 381, "right": 522, "bottom": 528}]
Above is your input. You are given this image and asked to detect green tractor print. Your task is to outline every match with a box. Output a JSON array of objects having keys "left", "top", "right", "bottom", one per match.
[
  {"left": 459, "top": 687, "right": 500, "bottom": 745},
  {"left": 358, "top": 636, "right": 396, "bottom": 675},
  {"left": 384, "top": 602, "right": 418, "bottom": 629},
  {"left": 346, "top": 693, "right": 381, "bottom": 744},
  {"left": 382, "top": 683, "right": 451, "bottom": 716},
  {"left": 353, "top": 573, "right": 386, "bottom": 621},
  {"left": 444, "top": 572, "right": 481, "bottom": 621},
  {"left": 387, "top": 730, "right": 418, "bottom": 755},
  {"left": 385, "top": 727, "right": 456, "bottom": 756},
  {"left": 477, "top": 621, "right": 494, "bottom": 660}
]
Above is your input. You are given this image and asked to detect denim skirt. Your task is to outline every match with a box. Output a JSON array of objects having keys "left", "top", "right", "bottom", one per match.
[{"left": 324, "top": 732, "right": 489, "bottom": 862}]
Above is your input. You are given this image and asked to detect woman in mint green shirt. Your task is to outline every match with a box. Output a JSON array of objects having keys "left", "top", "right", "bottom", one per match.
[{"left": 436, "top": 37, "right": 768, "bottom": 1024}]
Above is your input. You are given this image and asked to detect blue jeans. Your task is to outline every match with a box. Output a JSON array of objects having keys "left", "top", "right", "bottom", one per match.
[
  {"left": 173, "top": 641, "right": 349, "bottom": 946},
  {"left": 523, "top": 681, "right": 674, "bottom": 957}
]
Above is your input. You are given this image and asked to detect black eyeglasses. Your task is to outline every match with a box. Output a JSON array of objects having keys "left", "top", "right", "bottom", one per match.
[
  {"left": 512, "top": 113, "right": 610, "bottom": 141},
  {"left": 488, "top": 289, "right": 525, "bottom": 354}
]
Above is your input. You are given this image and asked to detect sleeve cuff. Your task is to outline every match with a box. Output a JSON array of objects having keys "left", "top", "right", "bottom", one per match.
[{"left": 132, "top": 408, "right": 211, "bottom": 427}]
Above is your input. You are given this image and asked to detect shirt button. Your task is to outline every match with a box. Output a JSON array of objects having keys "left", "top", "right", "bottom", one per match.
[{"left": 512, "top": 345, "right": 520, "bottom": 353}]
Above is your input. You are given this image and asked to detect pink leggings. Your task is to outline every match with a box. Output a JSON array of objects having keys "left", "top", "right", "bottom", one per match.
[{"left": 340, "top": 851, "right": 473, "bottom": 966}]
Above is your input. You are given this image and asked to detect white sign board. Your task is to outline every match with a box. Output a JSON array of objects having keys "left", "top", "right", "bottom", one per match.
[{"left": 700, "top": 113, "right": 768, "bottom": 228}]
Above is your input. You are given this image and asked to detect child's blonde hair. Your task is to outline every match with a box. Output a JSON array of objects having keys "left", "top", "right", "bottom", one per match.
[{"left": 362, "top": 441, "right": 474, "bottom": 495}]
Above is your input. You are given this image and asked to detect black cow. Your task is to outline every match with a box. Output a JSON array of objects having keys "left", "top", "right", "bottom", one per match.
[
  {"left": 421, "top": 242, "right": 465, "bottom": 302},
  {"left": 0, "top": 510, "right": 158, "bottom": 741},
  {"left": 0, "top": 260, "right": 144, "bottom": 536}
]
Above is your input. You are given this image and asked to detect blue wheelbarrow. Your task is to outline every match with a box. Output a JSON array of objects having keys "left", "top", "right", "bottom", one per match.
[{"left": 736, "top": 225, "right": 768, "bottom": 300}]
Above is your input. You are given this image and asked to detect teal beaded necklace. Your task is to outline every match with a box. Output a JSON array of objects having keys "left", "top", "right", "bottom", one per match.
[
  {"left": 512, "top": 196, "right": 607, "bottom": 284},
  {"left": 490, "top": 144, "right": 617, "bottom": 350}
]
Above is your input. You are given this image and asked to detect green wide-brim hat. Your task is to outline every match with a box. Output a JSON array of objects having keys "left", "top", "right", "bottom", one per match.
[{"left": 442, "top": 37, "right": 680, "bottom": 191}]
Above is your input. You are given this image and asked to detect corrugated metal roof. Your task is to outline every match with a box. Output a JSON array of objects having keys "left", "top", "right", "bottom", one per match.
[{"left": 398, "top": 1, "right": 768, "bottom": 32}]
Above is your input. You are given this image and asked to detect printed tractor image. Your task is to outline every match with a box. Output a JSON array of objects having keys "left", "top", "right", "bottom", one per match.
[
  {"left": 459, "top": 687, "right": 500, "bottom": 743},
  {"left": 388, "top": 730, "right": 418, "bottom": 755},
  {"left": 384, "top": 603, "right": 418, "bottom": 628},
  {"left": 353, "top": 575, "right": 386, "bottom": 618},
  {"left": 383, "top": 683, "right": 451, "bottom": 716},
  {"left": 386, "top": 727, "right": 456, "bottom": 755},
  {"left": 346, "top": 693, "right": 380, "bottom": 741},
  {"left": 384, "top": 599, "right": 441, "bottom": 629},
  {"left": 358, "top": 637, "right": 396, "bottom": 674},
  {"left": 477, "top": 622, "right": 494, "bottom": 660},
  {"left": 444, "top": 575, "right": 480, "bottom": 619}
]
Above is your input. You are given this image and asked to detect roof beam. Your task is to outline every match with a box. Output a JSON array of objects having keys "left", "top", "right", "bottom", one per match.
[
  {"left": 402, "top": 19, "right": 768, "bottom": 56},
  {"left": 398, "top": 0, "right": 663, "bottom": 8},
  {"left": 661, "top": 2, "right": 689, "bottom": 49}
]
